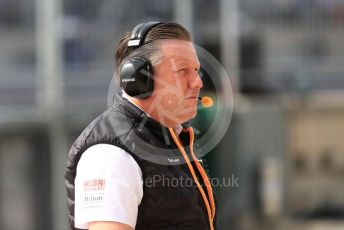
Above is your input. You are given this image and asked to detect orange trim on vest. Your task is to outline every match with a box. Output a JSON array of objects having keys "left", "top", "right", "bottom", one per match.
[
  {"left": 188, "top": 127, "right": 216, "bottom": 220},
  {"left": 168, "top": 127, "right": 215, "bottom": 230}
]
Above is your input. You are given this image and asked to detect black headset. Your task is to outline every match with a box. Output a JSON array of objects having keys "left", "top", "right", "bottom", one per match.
[{"left": 119, "top": 21, "right": 162, "bottom": 99}]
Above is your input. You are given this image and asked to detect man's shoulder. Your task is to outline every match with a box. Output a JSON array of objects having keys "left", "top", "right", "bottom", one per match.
[
  {"left": 79, "top": 143, "right": 139, "bottom": 169},
  {"left": 68, "top": 107, "right": 134, "bottom": 161},
  {"left": 79, "top": 107, "right": 132, "bottom": 140}
]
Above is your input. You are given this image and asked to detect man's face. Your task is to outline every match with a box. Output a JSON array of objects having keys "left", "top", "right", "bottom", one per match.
[{"left": 148, "top": 39, "right": 203, "bottom": 126}]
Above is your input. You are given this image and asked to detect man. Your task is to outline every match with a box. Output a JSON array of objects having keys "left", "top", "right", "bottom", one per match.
[{"left": 65, "top": 22, "right": 218, "bottom": 230}]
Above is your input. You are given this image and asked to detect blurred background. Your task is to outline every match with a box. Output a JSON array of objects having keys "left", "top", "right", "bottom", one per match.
[{"left": 1, "top": 0, "right": 344, "bottom": 229}]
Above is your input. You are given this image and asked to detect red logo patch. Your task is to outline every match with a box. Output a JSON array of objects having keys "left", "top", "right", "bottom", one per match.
[{"left": 84, "top": 179, "right": 106, "bottom": 191}]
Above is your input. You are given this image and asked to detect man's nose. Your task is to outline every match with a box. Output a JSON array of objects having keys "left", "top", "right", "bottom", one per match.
[{"left": 189, "top": 72, "right": 203, "bottom": 89}]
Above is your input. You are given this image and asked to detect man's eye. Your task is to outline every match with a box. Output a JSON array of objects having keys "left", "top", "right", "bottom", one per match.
[{"left": 177, "top": 68, "right": 186, "bottom": 74}]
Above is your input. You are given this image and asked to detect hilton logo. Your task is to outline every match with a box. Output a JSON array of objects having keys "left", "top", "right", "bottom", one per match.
[{"left": 84, "top": 193, "right": 104, "bottom": 204}]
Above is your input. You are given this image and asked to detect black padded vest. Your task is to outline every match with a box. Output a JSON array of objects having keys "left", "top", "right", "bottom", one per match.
[{"left": 65, "top": 92, "right": 217, "bottom": 230}]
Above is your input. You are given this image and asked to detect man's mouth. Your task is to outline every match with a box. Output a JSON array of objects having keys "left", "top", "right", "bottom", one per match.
[{"left": 186, "top": 94, "right": 199, "bottom": 99}]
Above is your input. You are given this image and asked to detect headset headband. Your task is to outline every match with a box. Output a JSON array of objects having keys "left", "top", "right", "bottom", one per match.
[{"left": 128, "top": 21, "right": 162, "bottom": 47}]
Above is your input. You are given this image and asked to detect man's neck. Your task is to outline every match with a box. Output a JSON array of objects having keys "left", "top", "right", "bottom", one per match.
[
  {"left": 121, "top": 91, "right": 182, "bottom": 135},
  {"left": 122, "top": 91, "right": 149, "bottom": 117}
]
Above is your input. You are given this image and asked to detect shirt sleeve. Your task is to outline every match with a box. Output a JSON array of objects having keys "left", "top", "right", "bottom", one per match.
[{"left": 74, "top": 144, "right": 143, "bottom": 229}]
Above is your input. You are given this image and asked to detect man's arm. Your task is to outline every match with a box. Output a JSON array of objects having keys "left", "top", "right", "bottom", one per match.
[
  {"left": 74, "top": 144, "right": 143, "bottom": 229},
  {"left": 89, "top": 221, "right": 134, "bottom": 230}
]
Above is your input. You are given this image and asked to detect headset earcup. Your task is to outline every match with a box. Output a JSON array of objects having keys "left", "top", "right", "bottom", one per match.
[{"left": 120, "top": 57, "right": 154, "bottom": 99}]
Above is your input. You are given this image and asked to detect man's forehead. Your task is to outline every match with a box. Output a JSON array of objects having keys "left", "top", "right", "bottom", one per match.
[{"left": 169, "top": 57, "right": 200, "bottom": 67}]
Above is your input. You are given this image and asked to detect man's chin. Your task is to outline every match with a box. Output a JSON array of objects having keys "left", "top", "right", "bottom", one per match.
[
  {"left": 165, "top": 107, "right": 198, "bottom": 124},
  {"left": 183, "top": 110, "right": 198, "bottom": 122}
]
